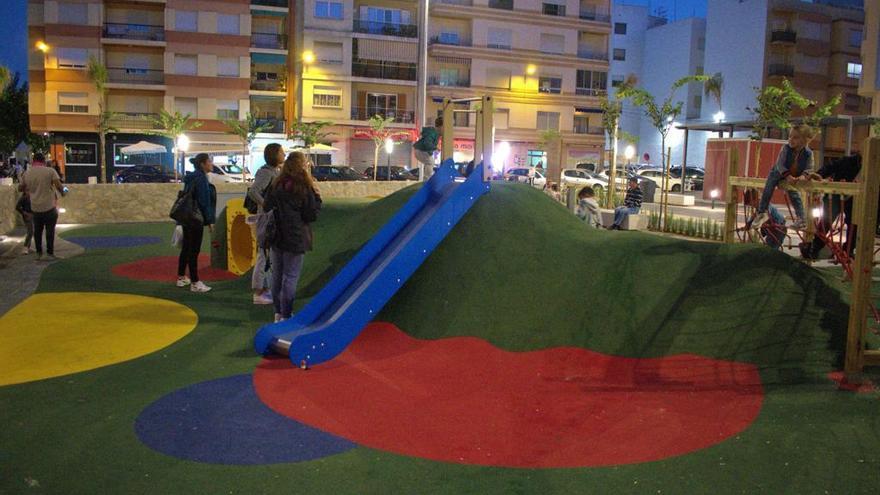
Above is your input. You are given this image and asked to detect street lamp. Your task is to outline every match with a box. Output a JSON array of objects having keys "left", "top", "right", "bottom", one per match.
[
  {"left": 35, "top": 41, "right": 50, "bottom": 53},
  {"left": 524, "top": 64, "right": 536, "bottom": 85},
  {"left": 384, "top": 138, "right": 394, "bottom": 181},
  {"left": 713, "top": 111, "right": 726, "bottom": 123},
  {"left": 176, "top": 134, "right": 190, "bottom": 179},
  {"left": 303, "top": 51, "right": 315, "bottom": 72},
  {"left": 624, "top": 144, "right": 635, "bottom": 170},
  {"left": 710, "top": 188, "right": 719, "bottom": 209}
]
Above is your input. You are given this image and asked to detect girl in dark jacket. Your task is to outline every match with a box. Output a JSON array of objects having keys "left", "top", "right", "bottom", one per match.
[
  {"left": 177, "top": 153, "right": 217, "bottom": 293},
  {"left": 263, "top": 151, "right": 322, "bottom": 322}
]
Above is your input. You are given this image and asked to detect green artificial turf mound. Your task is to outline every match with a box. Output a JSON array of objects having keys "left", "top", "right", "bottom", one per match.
[{"left": 1, "top": 184, "right": 878, "bottom": 494}]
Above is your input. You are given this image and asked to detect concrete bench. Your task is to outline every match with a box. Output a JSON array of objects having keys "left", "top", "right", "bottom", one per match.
[
  {"left": 665, "top": 193, "right": 695, "bottom": 206},
  {"left": 600, "top": 208, "right": 649, "bottom": 231}
]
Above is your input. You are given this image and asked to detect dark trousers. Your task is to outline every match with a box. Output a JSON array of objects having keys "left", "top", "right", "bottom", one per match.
[
  {"left": 810, "top": 195, "right": 854, "bottom": 257},
  {"left": 759, "top": 167, "right": 805, "bottom": 220},
  {"left": 177, "top": 225, "right": 204, "bottom": 282},
  {"left": 33, "top": 208, "right": 58, "bottom": 255}
]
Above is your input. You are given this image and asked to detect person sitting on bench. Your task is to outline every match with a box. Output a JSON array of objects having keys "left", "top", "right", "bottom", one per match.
[{"left": 608, "top": 177, "right": 643, "bottom": 230}]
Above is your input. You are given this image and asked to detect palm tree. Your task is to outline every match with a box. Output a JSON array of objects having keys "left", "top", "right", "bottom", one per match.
[
  {"left": 365, "top": 115, "right": 410, "bottom": 180},
  {"left": 600, "top": 74, "right": 638, "bottom": 207},
  {"left": 0, "top": 65, "right": 10, "bottom": 90},
  {"left": 289, "top": 119, "right": 334, "bottom": 166},
  {"left": 224, "top": 113, "right": 272, "bottom": 181},
  {"left": 87, "top": 57, "right": 117, "bottom": 183},
  {"left": 148, "top": 109, "right": 202, "bottom": 180},
  {"left": 704, "top": 72, "right": 724, "bottom": 115}
]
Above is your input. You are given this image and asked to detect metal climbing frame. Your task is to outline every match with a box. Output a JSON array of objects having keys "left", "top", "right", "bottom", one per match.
[
  {"left": 439, "top": 96, "right": 494, "bottom": 182},
  {"left": 723, "top": 137, "right": 880, "bottom": 377}
]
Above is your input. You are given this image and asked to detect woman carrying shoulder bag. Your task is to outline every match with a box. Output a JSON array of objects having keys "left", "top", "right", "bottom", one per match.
[
  {"left": 263, "top": 151, "right": 322, "bottom": 322},
  {"left": 176, "top": 153, "right": 217, "bottom": 293}
]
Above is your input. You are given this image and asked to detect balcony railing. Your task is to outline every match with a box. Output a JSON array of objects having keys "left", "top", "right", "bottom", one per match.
[
  {"left": 429, "top": 35, "right": 472, "bottom": 47},
  {"left": 353, "top": 19, "right": 418, "bottom": 38},
  {"left": 573, "top": 124, "right": 604, "bottom": 135},
  {"left": 103, "top": 23, "right": 165, "bottom": 42},
  {"left": 768, "top": 63, "right": 795, "bottom": 77},
  {"left": 252, "top": 0, "right": 289, "bottom": 7},
  {"left": 576, "top": 87, "right": 608, "bottom": 97},
  {"left": 352, "top": 60, "right": 417, "bottom": 81},
  {"left": 109, "top": 112, "right": 160, "bottom": 130},
  {"left": 428, "top": 76, "right": 470, "bottom": 87},
  {"left": 250, "top": 77, "right": 285, "bottom": 92},
  {"left": 431, "top": 0, "right": 473, "bottom": 5},
  {"left": 107, "top": 67, "right": 164, "bottom": 85},
  {"left": 770, "top": 29, "right": 797, "bottom": 43},
  {"left": 577, "top": 48, "right": 609, "bottom": 60},
  {"left": 251, "top": 32, "right": 288, "bottom": 50},
  {"left": 579, "top": 7, "right": 611, "bottom": 23},
  {"left": 351, "top": 107, "right": 415, "bottom": 124},
  {"left": 488, "top": 0, "right": 514, "bottom": 10},
  {"left": 255, "top": 118, "right": 286, "bottom": 133}
]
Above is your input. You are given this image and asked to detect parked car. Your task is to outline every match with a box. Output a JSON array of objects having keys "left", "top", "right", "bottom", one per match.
[
  {"left": 503, "top": 167, "right": 547, "bottom": 188},
  {"left": 598, "top": 168, "right": 631, "bottom": 190},
  {"left": 636, "top": 168, "right": 682, "bottom": 192},
  {"left": 560, "top": 168, "right": 608, "bottom": 192},
  {"left": 575, "top": 162, "right": 598, "bottom": 173},
  {"left": 312, "top": 165, "right": 368, "bottom": 181},
  {"left": 208, "top": 164, "right": 246, "bottom": 184},
  {"left": 363, "top": 166, "right": 419, "bottom": 181},
  {"left": 114, "top": 165, "right": 177, "bottom": 184},
  {"left": 669, "top": 166, "right": 704, "bottom": 191}
]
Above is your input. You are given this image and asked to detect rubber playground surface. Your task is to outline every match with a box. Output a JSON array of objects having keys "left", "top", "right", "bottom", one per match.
[{"left": 1, "top": 183, "right": 879, "bottom": 494}]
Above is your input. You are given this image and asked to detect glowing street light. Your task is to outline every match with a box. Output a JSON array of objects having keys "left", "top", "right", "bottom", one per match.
[
  {"left": 493, "top": 141, "right": 511, "bottom": 172},
  {"left": 812, "top": 206, "right": 823, "bottom": 219},
  {"left": 624, "top": 145, "right": 635, "bottom": 161},
  {"left": 384, "top": 138, "right": 394, "bottom": 179},
  {"left": 713, "top": 111, "right": 726, "bottom": 123},
  {"left": 35, "top": 41, "right": 50, "bottom": 53},
  {"left": 526, "top": 64, "right": 537, "bottom": 76},
  {"left": 303, "top": 51, "right": 315, "bottom": 64},
  {"left": 710, "top": 188, "right": 719, "bottom": 209},
  {"left": 176, "top": 134, "right": 190, "bottom": 152}
]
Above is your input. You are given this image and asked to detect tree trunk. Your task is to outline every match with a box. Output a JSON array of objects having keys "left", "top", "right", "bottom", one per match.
[
  {"left": 172, "top": 146, "right": 178, "bottom": 182},
  {"left": 661, "top": 135, "right": 668, "bottom": 231},
  {"left": 243, "top": 142, "right": 249, "bottom": 182},
  {"left": 608, "top": 123, "right": 619, "bottom": 209},
  {"left": 98, "top": 132, "right": 106, "bottom": 183},
  {"left": 373, "top": 145, "right": 379, "bottom": 180}
]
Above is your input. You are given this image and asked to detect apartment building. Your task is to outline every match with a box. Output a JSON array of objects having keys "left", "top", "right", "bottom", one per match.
[
  {"left": 703, "top": 0, "right": 868, "bottom": 164},
  {"left": 27, "top": 0, "right": 291, "bottom": 183},
  {"left": 857, "top": 0, "right": 878, "bottom": 115},
  {"left": 423, "top": 0, "right": 611, "bottom": 180}
]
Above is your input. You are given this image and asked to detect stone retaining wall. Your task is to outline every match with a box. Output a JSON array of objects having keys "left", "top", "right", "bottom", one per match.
[
  {"left": 0, "top": 186, "right": 18, "bottom": 234},
  {"left": 49, "top": 181, "right": 414, "bottom": 225}
]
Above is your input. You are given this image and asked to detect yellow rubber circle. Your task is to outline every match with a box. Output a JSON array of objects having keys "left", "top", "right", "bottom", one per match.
[{"left": 0, "top": 292, "right": 198, "bottom": 386}]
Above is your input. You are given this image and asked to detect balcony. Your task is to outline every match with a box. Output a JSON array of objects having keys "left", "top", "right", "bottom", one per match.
[
  {"left": 252, "top": 0, "right": 289, "bottom": 7},
  {"left": 576, "top": 88, "right": 607, "bottom": 97},
  {"left": 251, "top": 76, "right": 285, "bottom": 92},
  {"left": 428, "top": 75, "right": 470, "bottom": 87},
  {"left": 107, "top": 67, "right": 164, "bottom": 85},
  {"left": 579, "top": 6, "right": 611, "bottom": 23},
  {"left": 103, "top": 23, "right": 165, "bottom": 42},
  {"left": 351, "top": 107, "right": 414, "bottom": 124},
  {"left": 353, "top": 19, "right": 417, "bottom": 38},
  {"left": 770, "top": 29, "right": 797, "bottom": 44},
  {"left": 577, "top": 48, "right": 608, "bottom": 60},
  {"left": 488, "top": 0, "right": 514, "bottom": 10},
  {"left": 109, "top": 112, "right": 160, "bottom": 130},
  {"left": 255, "top": 118, "right": 286, "bottom": 133},
  {"left": 768, "top": 63, "right": 795, "bottom": 77},
  {"left": 429, "top": 35, "right": 472, "bottom": 47},
  {"left": 251, "top": 33, "right": 288, "bottom": 50},
  {"left": 573, "top": 124, "right": 604, "bottom": 135},
  {"left": 431, "top": 0, "right": 473, "bottom": 5},
  {"left": 352, "top": 60, "right": 417, "bottom": 81}
]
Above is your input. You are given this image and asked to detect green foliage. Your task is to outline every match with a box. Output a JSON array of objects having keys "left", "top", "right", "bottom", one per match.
[
  {"left": 289, "top": 119, "right": 335, "bottom": 148},
  {"left": 619, "top": 74, "right": 711, "bottom": 140},
  {"left": 746, "top": 79, "right": 839, "bottom": 140},
  {"left": 537, "top": 129, "right": 562, "bottom": 150},
  {"left": 0, "top": 73, "right": 30, "bottom": 155},
  {"left": 224, "top": 113, "right": 273, "bottom": 146},
  {"left": 26, "top": 133, "right": 50, "bottom": 155},
  {"left": 148, "top": 109, "right": 203, "bottom": 143},
  {"left": 704, "top": 72, "right": 724, "bottom": 112},
  {"left": 647, "top": 209, "right": 722, "bottom": 241},
  {"left": 0, "top": 65, "right": 10, "bottom": 90},
  {"left": 364, "top": 115, "right": 410, "bottom": 179}
]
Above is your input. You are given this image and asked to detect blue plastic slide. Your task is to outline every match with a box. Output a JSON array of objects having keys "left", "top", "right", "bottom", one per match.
[{"left": 254, "top": 159, "right": 490, "bottom": 366}]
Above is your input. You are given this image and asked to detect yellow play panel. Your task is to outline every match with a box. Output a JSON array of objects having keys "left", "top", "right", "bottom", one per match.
[{"left": 0, "top": 292, "right": 198, "bottom": 386}]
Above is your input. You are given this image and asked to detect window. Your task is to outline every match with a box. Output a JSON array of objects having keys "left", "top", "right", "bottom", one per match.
[
  {"left": 614, "top": 22, "right": 627, "bottom": 35},
  {"left": 611, "top": 74, "right": 624, "bottom": 87},
  {"left": 366, "top": 93, "right": 398, "bottom": 117},
  {"left": 849, "top": 29, "right": 863, "bottom": 48},
  {"left": 315, "top": 1, "right": 344, "bottom": 19},
  {"left": 58, "top": 2, "right": 88, "bottom": 25},
  {"left": 539, "top": 76, "right": 562, "bottom": 94},
  {"left": 174, "top": 54, "right": 197, "bottom": 75},
  {"left": 175, "top": 97, "right": 198, "bottom": 117},
  {"left": 314, "top": 41, "right": 344, "bottom": 64},
  {"left": 613, "top": 48, "right": 626, "bottom": 61},
  {"left": 217, "top": 57, "right": 240, "bottom": 77},
  {"left": 487, "top": 28, "right": 512, "bottom": 50},
  {"left": 65, "top": 143, "right": 97, "bottom": 166},
  {"left": 439, "top": 68, "right": 461, "bottom": 86},
  {"left": 542, "top": 2, "right": 566, "bottom": 16},
  {"left": 847, "top": 62, "right": 862, "bottom": 79},
  {"left": 797, "top": 54, "right": 827, "bottom": 74},
  {"left": 217, "top": 100, "right": 239, "bottom": 120},
  {"left": 540, "top": 33, "right": 565, "bottom": 54},
  {"left": 217, "top": 14, "right": 240, "bottom": 35},
  {"left": 536, "top": 111, "right": 559, "bottom": 130},
  {"left": 56, "top": 48, "right": 88, "bottom": 69},
  {"left": 58, "top": 92, "right": 88, "bottom": 113},
  {"left": 438, "top": 31, "right": 460, "bottom": 45},
  {"left": 573, "top": 115, "right": 589, "bottom": 133},
  {"left": 494, "top": 109, "right": 509, "bottom": 129},
  {"left": 797, "top": 20, "right": 829, "bottom": 42},
  {"left": 176, "top": 11, "right": 197, "bottom": 32},
  {"left": 576, "top": 70, "right": 607, "bottom": 95},
  {"left": 697, "top": 37, "right": 705, "bottom": 51},
  {"left": 527, "top": 150, "right": 546, "bottom": 167},
  {"left": 360, "top": 7, "right": 411, "bottom": 26},
  {"left": 313, "top": 85, "right": 342, "bottom": 108},
  {"left": 844, "top": 93, "right": 862, "bottom": 111},
  {"left": 486, "top": 68, "right": 511, "bottom": 89}
]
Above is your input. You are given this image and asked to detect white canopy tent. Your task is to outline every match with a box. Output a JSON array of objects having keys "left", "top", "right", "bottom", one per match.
[{"left": 120, "top": 141, "right": 167, "bottom": 156}]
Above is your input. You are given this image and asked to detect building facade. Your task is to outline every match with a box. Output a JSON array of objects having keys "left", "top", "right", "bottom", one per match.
[{"left": 857, "top": 0, "right": 878, "bottom": 116}]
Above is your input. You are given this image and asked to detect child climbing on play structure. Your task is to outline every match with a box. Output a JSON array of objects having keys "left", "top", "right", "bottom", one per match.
[
  {"left": 576, "top": 186, "right": 602, "bottom": 228},
  {"left": 753, "top": 124, "right": 816, "bottom": 231},
  {"left": 607, "top": 177, "right": 643, "bottom": 230},
  {"left": 744, "top": 189, "right": 786, "bottom": 250},
  {"left": 413, "top": 117, "right": 442, "bottom": 181}
]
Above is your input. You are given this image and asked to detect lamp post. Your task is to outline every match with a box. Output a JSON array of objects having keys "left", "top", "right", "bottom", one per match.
[
  {"left": 624, "top": 144, "right": 635, "bottom": 171},
  {"left": 176, "top": 134, "right": 190, "bottom": 180},
  {"left": 384, "top": 137, "right": 394, "bottom": 181},
  {"left": 303, "top": 50, "right": 314, "bottom": 73}
]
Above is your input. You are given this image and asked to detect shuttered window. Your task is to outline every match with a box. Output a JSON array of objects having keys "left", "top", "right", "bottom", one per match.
[
  {"left": 58, "top": 92, "right": 89, "bottom": 113},
  {"left": 217, "top": 100, "right": 239, "bottom": 120},
  {"left": 314, "top": 42, "right": 344, "bottom": 64},
  {"left": 539, "top": 34, "right": 565, "bottom": 54},
  {"left": 176, "top": 11, "right": 197, "bottom": 32},
  {"left": 58, "top": 3, "right": 88, "bottom": 25},
  {"left": 57, "top": 48, "right": 88, "bottom": 69},
  {"left": 174, "top": 54, "right": 197, "bottom": 75},
  {"left": 217, "top": 57, "right": 240, "bottom": 77},
  {"left": 487, "top": 28, "right": 512, "bottom": 49},
  {"left": 217, "top": 14, "right": 240, "bottom": 35},
  {"left": 486, "top": 68, "right": 511, "bottom": 89},
  {"left": 175, "top": 97, "right": 198, "bottom": 117}
]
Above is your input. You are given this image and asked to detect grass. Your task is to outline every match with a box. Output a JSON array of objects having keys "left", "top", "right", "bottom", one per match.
[{"left": 0, "top": 183, "right": 878, "bottom": 494}]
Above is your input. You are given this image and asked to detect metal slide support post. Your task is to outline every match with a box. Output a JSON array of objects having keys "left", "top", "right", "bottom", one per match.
[
  {"left": 481, "top": 96, "right": 493, "bottom": 182},
  {"left": 845, "top": 137, "right": 880, "bottom": 376},
  {"left": 441, "top": 98, "right": 454, "bottom": 162}
]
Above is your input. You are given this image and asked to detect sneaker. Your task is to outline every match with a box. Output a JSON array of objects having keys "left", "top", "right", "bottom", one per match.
[
  {"left": 190, "top": 281, "right": 211, "bottom": 293},
  {"left": 35, "top": 253, "right": 43, "bottom": 261},
  {"left": 44, "top": 254, "right": 57, "bottom": 261},
  {"left": 253, "top": 293, "right": 273, "bottom": 305},
  {"left": 20, "top": 247, "right": 31, "bottom": 255},
  {"left": 176, "top": 276, "right": 191, "bottom": 288},
  {"left": 274, "top": 313, "right": 283, "bottom": 323},
  {"left": 791, "top": 218, "right": 806, "bottom": 230},
  {"left": 752, "top": 212, "right": 769, "bottom": 230}
]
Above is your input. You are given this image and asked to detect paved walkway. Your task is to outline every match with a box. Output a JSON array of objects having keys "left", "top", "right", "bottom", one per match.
[{"left": 0, "top": 226, "right": 84, "bottom": 316}]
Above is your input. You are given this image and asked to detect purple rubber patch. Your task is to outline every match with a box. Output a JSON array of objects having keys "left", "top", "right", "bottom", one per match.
[
  {"left": 67, "top": 236, "right": 162, "bottom": 249},
  {"left": 134, "top": 374, "right": 356, "bottom": 465}
]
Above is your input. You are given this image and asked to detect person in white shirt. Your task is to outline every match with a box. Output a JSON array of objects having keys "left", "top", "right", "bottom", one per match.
[{"left": 19, "top": 153, "right": 65, "bottom": 261}]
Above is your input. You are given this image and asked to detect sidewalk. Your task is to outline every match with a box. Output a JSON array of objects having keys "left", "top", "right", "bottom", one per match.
[{"left": 0, "top": 226, "right": 84, "bottom": 316}]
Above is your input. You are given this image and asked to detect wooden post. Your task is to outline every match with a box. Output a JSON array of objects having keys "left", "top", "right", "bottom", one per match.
[
  {"left": 474, "top": 108, "right": 483, "bottom": 169},
  {"left": 481, "top": 96, "right": 494, "bottom": 182},
  {"left": 723, "top": 147, "right": 740, "bottom": 243},
  {"left": 845, "top": 137, "right": 880, "bottom": 376},
  {"left": 441, "top": 98, "right": 454, "bottom": 162}
]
